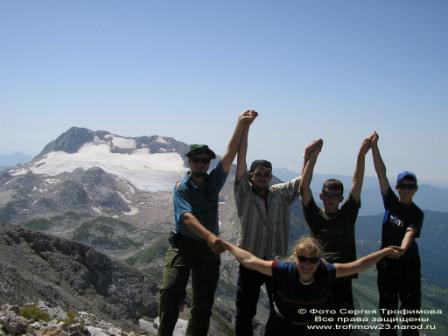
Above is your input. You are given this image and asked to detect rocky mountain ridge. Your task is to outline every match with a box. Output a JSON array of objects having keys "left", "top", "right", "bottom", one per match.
[
  {"left": 0, "top": 223, "right": 158, "bottom": 330},
  {"left": 36, "top": 127, "right": 190, "bottom": 159}
]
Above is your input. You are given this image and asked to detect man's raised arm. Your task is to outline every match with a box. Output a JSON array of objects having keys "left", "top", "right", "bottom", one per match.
[
  {"left": 350, "top": 137, "right": 372, "bottom": 203},
  {"left": 221, "top": 110, "right": 258, "bottom": 173},
  {"left": 235, "top": 110, "right": 258, "bottom": 181},
  {"left": 300, "top": 139, "right": 323, "bottom": 206},
  {"left": 370, "top": 131, "right": 390, "bottom": 195}
]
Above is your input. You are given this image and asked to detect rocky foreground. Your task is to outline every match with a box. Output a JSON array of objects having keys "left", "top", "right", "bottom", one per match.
[
  {"left": 0, "top": 223, "right": 227, "bottom": 335},
  {"left": 0, "top": 301, "right": 159, "bottom": 335},
  {"left": 0, "top": 223, "right": 159, "bottom": 332}
]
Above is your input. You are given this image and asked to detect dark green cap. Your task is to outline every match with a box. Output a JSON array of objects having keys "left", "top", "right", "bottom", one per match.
[{"left": 185, "top": 144, "right": 216, "bottom": 159}]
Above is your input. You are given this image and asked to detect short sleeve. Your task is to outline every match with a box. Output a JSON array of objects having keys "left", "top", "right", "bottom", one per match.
[
  {"left": 409, "top": 210, "right": 424, "bottom": 238},
  {"left": 271, "top": 259, "right": 288, "bottom": 276},
  {"left": 271, "top": 178, "right": 300, "bottom": 203},
  {"left": 234, "top": 171, "right": 251, "bottom": 212},
  {"left": 209, "top": 160, "right": 228, "bottom": 191},
  {"left": 302, "top": 197, "right": 321, "bottom": 230},
  {"left": 340, "top": 195, "right": 361, "bottom": 227},
  {"left": 382, "top": 186, "right": 399, "bottom": 210},
  {"left": 173, "top": 183, "right": 192, "bottom": 224},
  {"left": 321, "top": 260, "right": 337, "bottom": 281}
]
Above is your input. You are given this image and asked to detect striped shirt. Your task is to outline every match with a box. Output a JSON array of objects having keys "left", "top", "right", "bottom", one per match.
[{"left": 235, "top": 172, "right": 300, "bottom": 259}]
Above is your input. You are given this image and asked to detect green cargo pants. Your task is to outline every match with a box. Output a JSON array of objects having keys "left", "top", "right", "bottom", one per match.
[{"left": 158, "top": 232, "right": 220, "bottom": 336}]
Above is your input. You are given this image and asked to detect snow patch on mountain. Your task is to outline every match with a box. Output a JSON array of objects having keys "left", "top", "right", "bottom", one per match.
[
  {"left": 10, "top": 143, "right": 186, "bottom": 192},
  {"left": 105, "top": 134, "right": 137, "bottom": 149},
  {"left": 154, "top": 136, "right": 168, "bottom": 145}
]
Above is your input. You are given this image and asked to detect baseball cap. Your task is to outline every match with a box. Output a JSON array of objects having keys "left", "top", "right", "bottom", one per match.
[
  {"left": 396, "top": 171, "right": 417, "bottom": 185},
  {"left": 249, "top": 159, "right": 272, "bottom": 172}
]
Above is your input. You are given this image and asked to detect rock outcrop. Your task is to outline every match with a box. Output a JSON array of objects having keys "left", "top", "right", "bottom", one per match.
[{"left": 0, "top": 223, "right": 158, "bottom": 330}]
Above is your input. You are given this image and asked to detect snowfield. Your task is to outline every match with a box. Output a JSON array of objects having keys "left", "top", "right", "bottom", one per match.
[{"left": 10, "top": 143, "right": 187, "bottom": 192}]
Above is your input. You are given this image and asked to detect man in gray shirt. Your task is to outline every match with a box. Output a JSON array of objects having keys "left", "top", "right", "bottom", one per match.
[{"left": 234, "top": 111, "right": 320, "bottom": 335}]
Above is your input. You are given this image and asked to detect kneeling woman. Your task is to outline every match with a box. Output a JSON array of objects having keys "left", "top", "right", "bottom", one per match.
[{"left": 219, "top": 235, "right": 400, "bottom": 336}]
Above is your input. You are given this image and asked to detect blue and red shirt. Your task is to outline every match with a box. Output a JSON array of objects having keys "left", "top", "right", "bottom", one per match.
[
  {"left": 173, "top": 161, "right": 228, "bottom": 240},
  {"left": 271, "top": 259, "right": 336, "bottom": 324}
]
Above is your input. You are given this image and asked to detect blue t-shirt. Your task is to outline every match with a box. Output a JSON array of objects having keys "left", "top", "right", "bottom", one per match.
[
  {"left": 271, "top": 260, "right": 336, "bottom": 324},
  {"left": 173, "top": 161, "right": 228, "bottom": 240},
  {"left": 381, "top": 187, "right": 424, "bottom": 257}
]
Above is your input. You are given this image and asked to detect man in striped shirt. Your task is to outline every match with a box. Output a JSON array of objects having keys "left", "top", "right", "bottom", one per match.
[{"left": 233, "top": 114, "right": 320, "bottom": 336}]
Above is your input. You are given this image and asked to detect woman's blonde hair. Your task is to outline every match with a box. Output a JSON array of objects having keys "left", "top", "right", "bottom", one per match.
[{"left": 289, "top": 235, "right": 324, "bottom": 261}]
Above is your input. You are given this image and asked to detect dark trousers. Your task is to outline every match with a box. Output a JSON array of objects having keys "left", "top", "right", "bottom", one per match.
[
  {"left": 158, "top": 233, "right": 220, "bottom": 336},
  {"left": 265, "top": 311, "right": 331, "bottom": 336},
  {"left": 377, "top": 256, "right": 421, "bottom": 336},
  {"left": 235, "top": 264, "right": 274, "bottom": 336},
  {"left": 328, "top": 278, "right": 354, "bottom": 336}
]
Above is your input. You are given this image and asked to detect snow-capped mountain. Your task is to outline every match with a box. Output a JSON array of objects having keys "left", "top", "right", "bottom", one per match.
[
  {"left": 0, "top": 127, "right": 246, "bottom": 247},
  {"left": 10, "top": 127, "right": 191, "bottom": 192},
  {"left": 0, "top": 128, "right": 199, "bottom": 234}
]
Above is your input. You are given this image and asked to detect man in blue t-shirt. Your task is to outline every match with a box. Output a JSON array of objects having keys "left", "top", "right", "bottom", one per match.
[
  {"left": 370, "top": 131, "right": 423, "bottom": 336},
  {"left": 158, "top": 110, "right": 257, "bottom": 336}
]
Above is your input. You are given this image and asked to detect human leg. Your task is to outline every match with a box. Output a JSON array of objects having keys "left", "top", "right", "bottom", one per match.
[
  {"left": 330, "top": 278, "right": 354, "bottom": 336},
  {"left": 377, "top": 260, "right": 400, "bottom": 336},
  {"left": 187, "top": 247, "right": 221, "bottom": 336},
  {"left": 235, "top": 264, "right": 265, "bottom": 336},
  {"left": 265, "top": 312, "right": 295, "bottom": 336},
  {"left": 158, "top": 246, "right": 191, "bottom": 336},
  {"left": 399, "top": 256, "right": 421, "bottom": 336}
]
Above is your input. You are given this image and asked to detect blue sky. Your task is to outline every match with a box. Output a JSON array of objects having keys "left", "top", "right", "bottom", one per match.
[{"left": 1, "top": 1, "right": 447, "bottom": 184}]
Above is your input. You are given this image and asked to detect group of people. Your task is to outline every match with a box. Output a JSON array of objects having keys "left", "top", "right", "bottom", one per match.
[{"left": 157, "top": 111, "right": 424, "bottom": 336}]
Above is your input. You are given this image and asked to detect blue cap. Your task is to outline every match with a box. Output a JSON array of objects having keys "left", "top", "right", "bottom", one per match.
[{"left": 396, "top": 171, "right": 417, "bottom": 185}]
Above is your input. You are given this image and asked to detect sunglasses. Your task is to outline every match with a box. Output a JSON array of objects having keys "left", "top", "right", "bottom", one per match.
[
  {"left": 397, "top": 184, "right": 417, "bottom": 190},
  {"left": 297, "top": 255, "right": 320, "bottom": 264},
  {"left": 191, "top": 157, "right": 211, "bottom": 164},
  {"left": 322, "top": 190, "right": 342, "bottom": 198},
  {"left": 254, "top": 172, "right": 271, "bottom": 178}
]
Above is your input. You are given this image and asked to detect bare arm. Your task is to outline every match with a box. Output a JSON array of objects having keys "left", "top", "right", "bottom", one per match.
[
  {"left": 335, "top": 246, "right": 400, "bottom": 278},
  {"left": 370, "top": 131, "right": 390, "bottom": 195},
  {"left": 221, "top": 110, "right": 258, "bottom": 173},
  {"left": 218, "top": 239, "right": 273, "bottom": 276},
  {"left": 182, "top": 212, "right": 224, "bottom": 254},
  {"left": 300, "top": 139, "right": 323, "bottom": 206},
  {"left": 398, "top": 228, "right": 417, "bottom": 257},
  {"left": 350, "top": 138, "right": 372, "bottom": 203},
  {"left": 236, "top": 122, "right": 249, "bottom": 182}
]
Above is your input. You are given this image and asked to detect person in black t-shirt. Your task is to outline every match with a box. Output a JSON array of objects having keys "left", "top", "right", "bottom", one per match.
[
  {"left": 217, "top": 235, "right": 400, "bottom": 336},
  {"left": 370, "top": 131, "right": 423, "bottom": 336},
  {"left": 300, "top": 137, "right": 372, "bottom": 334}
]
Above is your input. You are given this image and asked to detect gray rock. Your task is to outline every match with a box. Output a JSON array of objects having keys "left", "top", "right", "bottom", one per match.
[
  {"left": 0, "top": 224, "right": 158, "bottom": 331},
  {"left": 65, "top": 323, "right": 90, "bottom": 336},
  {"left": 0, "top": 313, "right": 27, "bottom": 335}
]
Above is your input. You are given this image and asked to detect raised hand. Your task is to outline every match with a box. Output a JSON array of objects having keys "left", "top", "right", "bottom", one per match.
[
  {"left": 304, "top": 138, "right": 323, "bottom": 159},
  {"left": 359, "top": 137, "right": 372, "bottom": 156},
  {"left": 239, "top": 109, "right": 258, "bottom": 125},
  {"left": 369, "top": 131, "right": 379, "bottom": 147}
]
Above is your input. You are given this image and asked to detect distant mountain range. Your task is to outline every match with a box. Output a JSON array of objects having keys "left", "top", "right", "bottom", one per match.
[
  {"left": 274, "top": 167, "right": 448, "bottom": 215},
  {"left": 0, "top": 152, "right": 33, "bottom": 172}
]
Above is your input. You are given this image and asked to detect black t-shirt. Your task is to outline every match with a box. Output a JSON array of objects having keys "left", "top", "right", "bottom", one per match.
[
  {"left": 381, "top": 187, "right": 423, "bottom": 257},
  {"left": 302, "top": 196, "right": 360, "bottom": 264},
  {"left": 271, "top": 260, "right": 336, "bottom": 324}
]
